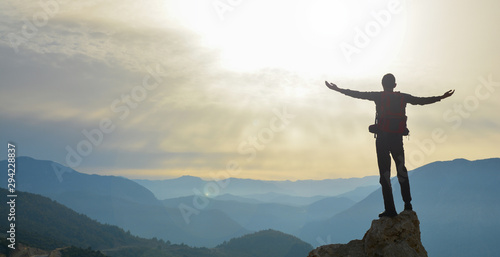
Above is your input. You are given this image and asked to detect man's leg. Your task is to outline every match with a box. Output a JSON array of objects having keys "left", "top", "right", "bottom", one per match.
[
  {"left": 376, "top": 134, "right": 397, "bottom": 216},
  {"left": 390, "top": 134, "right": 412, "bottom": 210}
]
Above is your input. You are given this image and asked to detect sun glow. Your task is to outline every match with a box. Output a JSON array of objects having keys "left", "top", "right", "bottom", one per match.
[{"left": 163, "top": 0, "right": 407, "bottom": 76}]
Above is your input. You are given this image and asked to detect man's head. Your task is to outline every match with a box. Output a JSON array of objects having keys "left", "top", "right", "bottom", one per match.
[{"left": 382, "top": 73, "right": 396, "bottom": 91}]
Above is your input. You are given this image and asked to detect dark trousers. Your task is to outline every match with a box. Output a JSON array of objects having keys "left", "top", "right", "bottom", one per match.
[{"left": 376, "top": 132, "right": 412, "bottom": 212}]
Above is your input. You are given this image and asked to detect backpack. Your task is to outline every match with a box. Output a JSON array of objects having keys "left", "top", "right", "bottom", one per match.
[{"left": 369, "top": 92, "right": 409, "bottom": 135}]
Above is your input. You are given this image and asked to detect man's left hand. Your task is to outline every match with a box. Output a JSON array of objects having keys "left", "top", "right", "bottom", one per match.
[{"left": 325, "top": 81, "right": 339, "bottom": 91}]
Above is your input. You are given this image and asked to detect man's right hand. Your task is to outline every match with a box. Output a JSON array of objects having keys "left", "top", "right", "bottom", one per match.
[{"left": 325, "top": 81, "right": 340, "bottom": 91}]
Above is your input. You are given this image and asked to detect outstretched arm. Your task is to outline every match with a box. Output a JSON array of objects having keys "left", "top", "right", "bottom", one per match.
[
  {"left": 325, "top": 81, "right": 377, "bottom": 101},
  {"left": 406, "top": 89, "right": 455, "bottom": 105}
]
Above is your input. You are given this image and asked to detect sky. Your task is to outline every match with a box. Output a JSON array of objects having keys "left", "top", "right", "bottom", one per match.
[{"left": 0, "top": 0, "right": 499, "bottom": 181}]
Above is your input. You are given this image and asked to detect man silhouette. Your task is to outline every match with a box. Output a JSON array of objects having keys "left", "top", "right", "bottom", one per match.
[{"left": 325, "top": 73, "right": 454, "bottom": 217}]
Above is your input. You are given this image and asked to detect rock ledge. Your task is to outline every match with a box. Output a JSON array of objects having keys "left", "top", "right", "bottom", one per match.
[{"left": 308, "top": 210, "right": 427, "bottom": 257}]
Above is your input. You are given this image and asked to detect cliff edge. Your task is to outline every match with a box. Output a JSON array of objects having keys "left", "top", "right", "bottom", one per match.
[{"left": 308, "top": 210, "right": 427, "bottom": 257}]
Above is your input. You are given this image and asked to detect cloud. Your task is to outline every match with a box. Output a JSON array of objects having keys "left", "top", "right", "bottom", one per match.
[{"left": 1, "top": 0, "right": 499, "bottom": 180}]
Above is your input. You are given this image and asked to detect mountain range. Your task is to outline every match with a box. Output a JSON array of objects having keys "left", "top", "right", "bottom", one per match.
[
  {"left": 0, "top": 188, "right": 312, "bottom": 257},
  {"left": 0, "top": 156, "right": 375, "bottom": 247},
  {"left": 1, "top": 156, "right": 499, "bottom": 257},
  {"left": 0, "top": 157, "right": 248, "bottom": 247},
  {"left": 162, "top": 194, "right": 355, "bottom": 236},
  {"left": 134, "top": 175, "right": 380, "bottom": 201},
  {"left": 299, "top": 158, "right": 500, "bottom": 257}
]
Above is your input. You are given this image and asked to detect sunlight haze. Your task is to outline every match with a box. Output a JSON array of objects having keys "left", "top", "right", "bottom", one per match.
[{"left": 1, "top": 0, "right": 499, "bottom": 181}]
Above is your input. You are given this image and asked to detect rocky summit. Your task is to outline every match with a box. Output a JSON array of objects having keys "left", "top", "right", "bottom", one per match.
[{"left": 308, "top": 210, "right": 427, "bottom": 257}]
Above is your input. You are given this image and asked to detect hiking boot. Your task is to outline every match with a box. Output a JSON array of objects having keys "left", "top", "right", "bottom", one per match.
[
  {"left": 378, "top": 210, "right": 398, "bottom": 218},
  {"left": 404, "top": 203, "right": 413, "bottom": 211}
]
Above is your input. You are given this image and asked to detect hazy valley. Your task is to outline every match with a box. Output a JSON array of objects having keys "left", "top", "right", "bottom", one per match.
[{"left": 1, "top": 157, "right": 499, "bottom": 256}]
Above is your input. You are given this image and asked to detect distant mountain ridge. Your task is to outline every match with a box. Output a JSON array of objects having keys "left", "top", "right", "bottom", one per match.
[
  {"left": 13, "top": 157, "right": 158, "bottom": 206},
  {"left": 299, "top": 158, "right": 500, "bottom": 257},
  {"left": 0, "top": 187, "right": 153, "bottom": 252},
  {"left": 134, "top": 174, "right": 380, "bottom": 200},
  {"left": 0, "top": 188, "right": 312, "bottom": 257},
  {"left": 0, "top": 156, "right": 376, "bottom": 248},
  {"left": 2, "top": 156, "right": 499, "bottom": 256},
  {"left": 0, "top": 156, "right": 248, "bottom": 247},
  {"left": 163, "top": 195, "right": 355, "bottom": 236}
]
